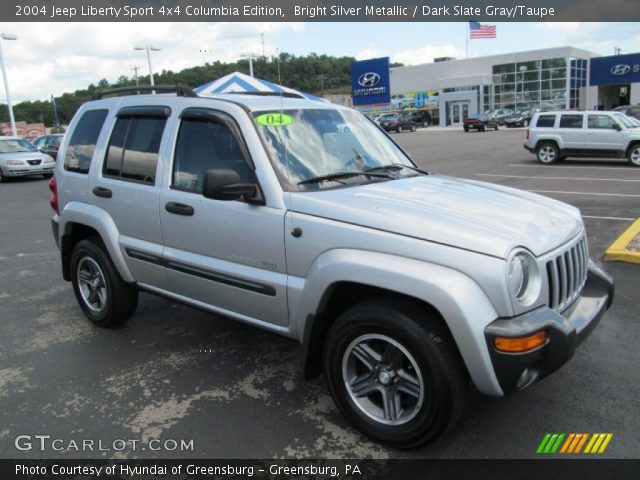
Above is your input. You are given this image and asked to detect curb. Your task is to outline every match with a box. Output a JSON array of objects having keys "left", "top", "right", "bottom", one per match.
[{"left": 604, "top": 218, "right": 640, "bottom": 264}]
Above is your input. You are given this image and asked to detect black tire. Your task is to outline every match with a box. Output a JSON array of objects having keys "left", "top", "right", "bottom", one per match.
[
  {"left": 396, "top": 126, "right": 401, "bottom": 133},
  {"left": 463, "top": 126, "right": 469, "bottom": 132},
  {"left": 0, "top": 169, "right": 4, "bottom": 183},
  {"left": 411, "top": 125, "right": 416, "bottom": 132},
  {"left": 70, "top": 237, "right": 138, "bottom": 327},
  {"left": 628, "top": 144, "right": 640, "bottom": 167},
  {"left": 495, "top": 124, "right": 499, "bottom": 131},
  {"left": 536, "top": 141, "right": 559, "bottom": 164},
  {"left": 422, "top": 121, "right": 428, "bottom": 128},
  {"left": 43, "top": 173, "right": 53, "bottom": 179},
  {"left": 480, "top": 125, "right": 486, "bottom": 132},
  {"left": 323, "top": 298, "right": 468, "bottom": 448}
]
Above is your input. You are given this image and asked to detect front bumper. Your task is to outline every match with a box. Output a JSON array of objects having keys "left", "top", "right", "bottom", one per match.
[
  {"left": 1, "top": 163, "right": 55, "bottom": 177},
  {"left": 484, "top": 262, "right": 614, "bottom": 394}
]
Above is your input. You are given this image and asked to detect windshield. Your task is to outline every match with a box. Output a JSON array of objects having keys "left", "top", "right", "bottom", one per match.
[
  {"left": 252, "top": 108, "right": 414, "bottom": 190},
  {"left": 614, "top": 113, "right": 637, "bottom": 128},
  {"left": 0, "top": 139, "right": 37, "bottom": 153}
]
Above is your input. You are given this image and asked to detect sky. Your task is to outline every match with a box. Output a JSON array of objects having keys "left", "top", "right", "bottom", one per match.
[{"left": 0, "top": 22, "right": 639, "bottom": 103}]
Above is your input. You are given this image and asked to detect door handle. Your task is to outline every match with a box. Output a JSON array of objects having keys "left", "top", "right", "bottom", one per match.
[
  {"left": 165, "top": 202, "right": 194, "bottom": 216},
  {"left": 92, "top": 186, "right": 112, "bottom": 198}
]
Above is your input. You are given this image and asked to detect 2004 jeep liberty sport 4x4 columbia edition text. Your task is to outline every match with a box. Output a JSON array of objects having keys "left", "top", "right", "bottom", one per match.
[{"left": 50, "top": 85, "right": 614, "bottom": 448}]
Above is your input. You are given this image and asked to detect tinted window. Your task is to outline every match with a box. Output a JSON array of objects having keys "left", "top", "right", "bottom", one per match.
[
  {"left": 587, "top": 115, "right": 617, "bottom": 130},
  {"left": 173, "top": 117, "right": 249, "bottom": 193},
  {"left": 103, "top": 116, "right": 166, "bottom": 185},
  {"left": 64, "top": 109, "right": 108, "bottom": 174},
  {"left": 559, "top": 114, "right": 583, "bottom": 129},
  {"left": 535, "top": 115, "right": 556, "bottom": 127}
]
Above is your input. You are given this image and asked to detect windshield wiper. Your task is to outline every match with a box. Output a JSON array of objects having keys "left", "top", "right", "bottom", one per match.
[
  {"left": 297, "top": 171, "right": 391, "bottom": 185},
  {"left": 364, "top": 163, "right": 430, "bottom": 175}
]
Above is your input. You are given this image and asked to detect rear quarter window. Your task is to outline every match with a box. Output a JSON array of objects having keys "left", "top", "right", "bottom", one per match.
[
  {"left": 64, "top": 109, "right": 108, "bottom": 174},
  {"left": 535, "top": 115, "right": 556, "bottom": 128},
  {"left": 559, "top": 114, "right": 584, "bottom": 129}
]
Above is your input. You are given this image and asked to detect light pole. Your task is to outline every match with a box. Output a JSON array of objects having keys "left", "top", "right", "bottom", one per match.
[
  {"left": 0, "top": 33, "right": 18, "bottom": 137},
  {"left": 240, "top": 53, "right": 259, "bottom": 77},
  {"left": 131, "top": 66, "right": 140, "bottom": 86},
  {"left": 133, "top": 45, "right": 161, "bottom": 87}
]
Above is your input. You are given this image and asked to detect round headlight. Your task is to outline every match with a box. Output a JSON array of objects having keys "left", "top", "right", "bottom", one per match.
[{"left": 507, "top": 250, "right": 541, "bottom": 306}]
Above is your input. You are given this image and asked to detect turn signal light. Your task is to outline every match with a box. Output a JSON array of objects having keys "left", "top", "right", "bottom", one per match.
[
  {"left": 494, "top": 331, "right": 547, "bottom": 353},
  {"left": 525, "top": 128, "right": 530, "bottom": 140},
  {"left": 48, "top": 176, "right": 59, "bottom": 214}
]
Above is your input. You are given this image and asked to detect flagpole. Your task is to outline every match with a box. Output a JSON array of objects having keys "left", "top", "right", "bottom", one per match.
[{"left": 465, "top": 22, "right": 469, "bottom": 58}]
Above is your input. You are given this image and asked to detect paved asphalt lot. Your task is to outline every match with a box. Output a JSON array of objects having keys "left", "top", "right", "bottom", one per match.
[{"left": 0, "top": 127, "right": 638, "bottom": 460}]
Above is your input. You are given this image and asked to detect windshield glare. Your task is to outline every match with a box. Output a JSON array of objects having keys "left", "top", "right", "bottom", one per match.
[
  {"left": 0, "top": 139, "right": 37, "bottom": 153},
  {"left": 253, "top": 108, "right": 414, "bottom": 190}
]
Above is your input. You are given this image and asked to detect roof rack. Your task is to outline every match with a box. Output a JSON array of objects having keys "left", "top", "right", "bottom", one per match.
[{"left": 92, "top": 85, "right": 198, "bottom": 100}]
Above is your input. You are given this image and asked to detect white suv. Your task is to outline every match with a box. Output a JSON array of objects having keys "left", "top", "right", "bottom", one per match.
[
  {"left": 524, "top": 110, "right": 640, "bottom": 166},
  {"left": 50, "top": 86, "right": 613, "bottom": 447}
]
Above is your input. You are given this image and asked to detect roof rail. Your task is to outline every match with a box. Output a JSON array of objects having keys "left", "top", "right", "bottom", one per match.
[{"left": 91, "top": 85, "right": 198, "bottom": 100}]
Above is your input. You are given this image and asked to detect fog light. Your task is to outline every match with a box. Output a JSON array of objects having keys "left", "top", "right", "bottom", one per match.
[{"left": 494, "top": 331, "right": 547, "bottom": 353}]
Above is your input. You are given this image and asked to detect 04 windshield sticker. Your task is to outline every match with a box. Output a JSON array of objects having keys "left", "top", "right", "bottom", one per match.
[{"left": 255, "top": 113, "right": 294, "bottom": 127}]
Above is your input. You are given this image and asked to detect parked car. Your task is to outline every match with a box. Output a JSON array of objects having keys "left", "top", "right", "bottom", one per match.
[
  {"left": 0, "top": 136, "right": 55, "bottom": 181},
  {"left": 613, "top": 105, "right": 640, "bottom": 121},
  {"left": 32, "top": 133, "right": 64, "bottom": 158},
  {"left": 463, "top": 113, "right": 499, "bottom": 132},
  {"left": 503, "top": 109, "right": 534, "bottom": 128},
  {"left": 488, "top": 108, "right": 514, "bottom": 125},
  {"left": 524, "top": 110, "right": 640, "bottom": 166},
  {"left": 51, "top": 85, "right": 613, "bottom": 448},
  {"left": 381, "top": 113, "right": 417, "bottom": 133},
  {"left": 406, "top": 110, "right": 432, "bottom": 127}
]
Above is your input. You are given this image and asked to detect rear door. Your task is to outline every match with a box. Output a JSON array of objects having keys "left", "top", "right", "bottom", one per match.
[
  {"left": 558, "top": 113, "right": 585, "bottom": 152},
  {"left": 159, "top": 106, "right": 288, "bottom": 327},
  {"left": 90, "top": 103, "right": 173, "bottom": 290}
]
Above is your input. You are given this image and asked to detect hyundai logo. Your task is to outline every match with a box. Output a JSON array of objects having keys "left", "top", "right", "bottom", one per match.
[
  {"left": 358, "top": 72, "right": 381, "bottom": 87},
  {"left": 610, "top": 64, "right": 631, "bottom": 76}
]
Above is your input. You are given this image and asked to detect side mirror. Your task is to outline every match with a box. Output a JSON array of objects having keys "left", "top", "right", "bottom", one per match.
[
  {"left": 202, "top": 168, "right": 256, "bottom": 201},
  {"left": 613, "top": 123, "right": 622, "bottom": 131}
]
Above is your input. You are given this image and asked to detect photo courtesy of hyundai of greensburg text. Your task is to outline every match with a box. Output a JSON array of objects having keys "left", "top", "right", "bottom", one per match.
[{"left": 0, "top": 0, "right": 639, "bottom": 478}]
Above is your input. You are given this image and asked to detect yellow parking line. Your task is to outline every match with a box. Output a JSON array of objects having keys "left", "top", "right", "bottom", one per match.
[{"left": 604, "top": 218, "right": 640, "bottom": 264}]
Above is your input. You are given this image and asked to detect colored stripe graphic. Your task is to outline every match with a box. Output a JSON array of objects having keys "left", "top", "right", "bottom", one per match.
[{"left": 539, "top": 433, "right": 613, "bottom": 454}]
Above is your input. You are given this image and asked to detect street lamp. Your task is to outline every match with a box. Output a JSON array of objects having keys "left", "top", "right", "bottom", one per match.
[
  {"left": 0, "top": 33, "right": 18, "bottom": 137},
  {"left": 133, "top": 45, "right": 161, "bottom": 87},
  {"left": 239, "top": 53, "right": 259, "bottom": 77}
]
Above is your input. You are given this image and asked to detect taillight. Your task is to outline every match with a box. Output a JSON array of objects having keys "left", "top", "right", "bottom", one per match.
[
  {"left": 525, "top": 128, "right": 530, "bottom": 140},
  {"left": 48, "top": 176, "right": 59, "bottom": 214}
]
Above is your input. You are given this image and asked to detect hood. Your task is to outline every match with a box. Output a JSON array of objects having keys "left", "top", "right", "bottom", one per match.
[{"left": 289, "top": 175, "right": 583, "bottom": 258}]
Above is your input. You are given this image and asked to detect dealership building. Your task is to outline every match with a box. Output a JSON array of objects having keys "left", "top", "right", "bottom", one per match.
[{"left": 352, "top": 47, "right": 640, "bottom": 126}]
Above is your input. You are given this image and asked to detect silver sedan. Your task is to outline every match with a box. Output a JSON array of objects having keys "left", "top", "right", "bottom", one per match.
[{"left": 0, "top": 136, "right": 55, "bottom": 181}]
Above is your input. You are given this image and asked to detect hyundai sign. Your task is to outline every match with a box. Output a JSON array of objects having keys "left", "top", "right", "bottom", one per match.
[
  {"left": 590, "top": 53, "right": 640, "bottom": 86},
  {"left": 351, "top": 57, "right": 390, "bottom": 106}
]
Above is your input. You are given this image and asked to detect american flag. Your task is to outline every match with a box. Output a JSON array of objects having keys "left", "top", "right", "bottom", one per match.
[{"left": 469, "top": 22, "right": 496, "bottom": 39}]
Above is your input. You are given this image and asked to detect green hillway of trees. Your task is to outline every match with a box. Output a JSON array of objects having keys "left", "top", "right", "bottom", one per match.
[{"left": 0, "top": 53, "right": 402, "bottom": 129}]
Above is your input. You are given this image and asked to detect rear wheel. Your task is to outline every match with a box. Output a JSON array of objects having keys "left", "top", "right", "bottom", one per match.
[
  {"left": 463, "top": 126, "right": 469, "bottom": 132},
  {"left": 494, "top": 124, "right": 499, "bottom": 131},
  {"left": 70, "top": 238, "right": 138, "bottom": 327},
  {"left": 323, "top": 299, "right": 468, "bottom": 448},
  {"left": 480, "top": 125, "right": 486, "bottom": 132},
  {"left": 536, "top": 142, "right": 559, "bottom": 164},
  {"left": 628, "top": 144, "right": 640, "bottom": 166}
]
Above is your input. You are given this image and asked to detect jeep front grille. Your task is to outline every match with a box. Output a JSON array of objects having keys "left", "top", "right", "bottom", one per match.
[{"left": 546, "top": 236, "right": 589, "bottom": 312}]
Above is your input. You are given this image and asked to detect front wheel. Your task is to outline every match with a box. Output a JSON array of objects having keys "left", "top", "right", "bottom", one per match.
[
  {"left": 628, "top": 144, "right": 640, "bottom": 166},
  {"left": 323, "top": 299, "right": 468, "bottom": 448},
  {"left": 495, "top": 124, "right": 499, "bottom": 131},
  {"left": 463, "top": 126, "right": 469, "bottom": 132},
  {"left": 536, "top": 142, "right": 559, "bottom": 164},
  {"left": 411, "top": 125, "right": 416, "bottom": 132},
  {"left": 70, "top": 238, "right": 138, "bottom": 327}
]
